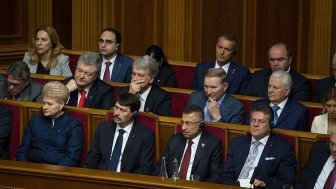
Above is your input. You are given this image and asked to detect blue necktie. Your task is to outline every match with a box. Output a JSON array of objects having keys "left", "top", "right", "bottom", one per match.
[
  {"left": 108, "top": 129, "right": 125, "bottom": 171},
  {"left": 272, "top": 105, "right": 280, "bottom": 126}
]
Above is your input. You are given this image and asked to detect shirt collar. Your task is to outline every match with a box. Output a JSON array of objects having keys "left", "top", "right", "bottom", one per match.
[
  {"left": 116, "top": 121, "right": 134, "bottom": 133},
  {"left": 252, "top": 134, "right": 270, "bottom": 146}
]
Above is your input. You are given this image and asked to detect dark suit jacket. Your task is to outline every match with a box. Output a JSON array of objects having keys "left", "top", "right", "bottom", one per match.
[
  {"left": 100, "top": 53, "right": 133, "bottom": 83},
  {"left": 63, "top": 77, "right": 114, "bottom": 110},
  {"left": 84, "top": 120, "right": 154, "bottom": 175},
  {"left": 0, "top": 105, "right": 12, "bottom": 159},
  {"left": 154, "top": 65, "right": 177, "bottom": 87},
  {"left": 188, "top": 91, "right": 245, "bottom": 124},
  {"left": 120, "top": 84, "right": 172, "bottom": 116},
  {"left": 313, "top": 76, "right": 335, "bottom": 103},
  {"left": 244, "top": 68, "right": 311, "bottom": 102},
  {"left": 152, "top": 131, "right": 222, "bottom": 183},
  {"left": 295, "top": 141, "right": 330, "bottom": 189},
  {"left": 221, "top": 134, "right": 297, "bottom": 189},
  {"left": 0, "top": 80, "right": 43, "bottom": 102},
  {"left": 251, "top": 98, "right": 308, "bottom": 131},
  {"left": 192, "top": 61, "right": 251, "bottom": 94}
]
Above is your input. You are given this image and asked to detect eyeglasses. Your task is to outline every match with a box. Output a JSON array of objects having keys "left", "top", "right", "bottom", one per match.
[
  {"left": 98, "top": 39, "right": 115, "bottom": 46},
  {"left": 179, "top": 120, "right": 202, "bottom": 127},
  {"left": 7, "top": 80, "right": 24, "bottom": 88},
  {"left": 75, "top": 68, "right": 96, "bottom": 78},
  {"left": 250, "top": 119, "right": 269, "bottom": 125}
]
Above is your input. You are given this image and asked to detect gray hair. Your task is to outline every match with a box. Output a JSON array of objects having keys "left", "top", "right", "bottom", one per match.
[
  {"left": 132, "top": 55, "right": 159, "bottom": 78},
  {"left": 42, "top": 81, "right": 70, "bottom": 102},
  {"left": 7, "top": 61, "right": 30, "bottom": 81},
  {"left": 270, "top": 70, "right": 293, "bottom": 89},
  {"left": 77, "top": 51, "right": 102, "bottom": 73}
]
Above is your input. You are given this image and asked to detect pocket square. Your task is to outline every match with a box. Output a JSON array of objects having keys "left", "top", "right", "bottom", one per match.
[{"left": 265, "top": 157, "right": 276, "bottom": 161}]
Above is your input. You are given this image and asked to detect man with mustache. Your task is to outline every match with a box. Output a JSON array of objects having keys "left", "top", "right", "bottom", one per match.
[
  {"left": 250, "top": 70, "right": 308, "bottom": 131},
  {"left": 188, "top": 68, "right": 244, "bottom": 124},
  {"left": 152, "top": 104, "right": 222, "bottom": 182},
  {"left": 84, "top": 93, "right": 154, "bottom": 174},
  {"left": 221, "top": 105, "right": 296, "bottom": 188}
]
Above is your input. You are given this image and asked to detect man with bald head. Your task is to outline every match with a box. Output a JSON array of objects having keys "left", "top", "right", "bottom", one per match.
[
  {"left": 244, "top": 42, "right": 310, "bottom": 101},
  {"left": 296, "top": 132, "right": 336, "bottom": 188}
]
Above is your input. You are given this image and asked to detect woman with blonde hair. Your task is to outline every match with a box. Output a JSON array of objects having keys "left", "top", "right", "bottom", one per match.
[
  {"left": 311, "top": 86, "right": 336, "bottom": 134},
  {"left": 23, "top": 25, "right": 72, "bottom": 76},
  {"left": 16, "top": 81, "right": 83, "bottom": 166}
]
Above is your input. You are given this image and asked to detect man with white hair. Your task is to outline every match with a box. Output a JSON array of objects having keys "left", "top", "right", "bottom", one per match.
[{"left": 250, "top": 70, "right": 308, "bottom": 131}]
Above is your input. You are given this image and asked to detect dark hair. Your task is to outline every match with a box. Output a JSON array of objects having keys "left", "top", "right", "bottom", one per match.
[
  {"left": 183, "top": 104, "right": 204, "bottom": 120},
  {"left": 322, "top": 86, "right": 336, "bottom": 114},
  {"left": 117, "top": 93, "right": 141, "bottom": 112},
  {"left": 145, "top": 45, "right": 169, "bottom": 67},
  {"left": 101, "top": 27, "right": 122, "bottom": 44},
  {"left": 251, "top": 105, "right": 274, "bottom": 124},
  {"left": 7, "top": 61, "right": 30, "bottom": 81}
]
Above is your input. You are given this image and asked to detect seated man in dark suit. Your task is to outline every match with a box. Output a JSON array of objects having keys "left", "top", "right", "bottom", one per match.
[
  {"left": 98, "top": 27, "right": 133, "bottom": 82},
  {"left": 189, "top": 68, "right": 245, "bottom": 124},
  {"left": 314, "top": 51, "right": 336, "bottom": 103},
  {"left": 0, "top": 104, "right": 13, "bottom": 159},
  {"left": 192, "top": 33, "right": 250, "bottom": 94},
  {"left": 120, "top": 55, "right": 171, "bottom": 116},
  {"left": 152, "top": 104, "right": 222, "bottom": 182},
  {"left": 221, "top": 105, "right": 297, "bottom": 188},
  {"left": 244, "top": 42, "right": 311, "bottom": 101},
  {"left": 0, "top": 61, "right": 43, "bottom": 102},
  {"left": 63, "top": 51, "right": 114, "bottom": 110},
  {"left": 251, "top": 70, "right": 308, "bottom": 131},
  {"left": 84, "top": 93, "right": 154, "bottom": 175},
  {"left": 296, "top": 132, "right": 336, "bottom": 189}
]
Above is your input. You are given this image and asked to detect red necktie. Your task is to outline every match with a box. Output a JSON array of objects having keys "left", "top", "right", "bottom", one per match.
[
  {"left": 78, "top": 89, "right": 87, "bottom": 107},
  {"left": 324, "top": 162, "right": 336, "bottom": 189},
  {"left": 180, "top": 140, "right": 193, "bottom": 179},
  {"left": 103, "top": 61, "right": 111, "bottom": 81}
]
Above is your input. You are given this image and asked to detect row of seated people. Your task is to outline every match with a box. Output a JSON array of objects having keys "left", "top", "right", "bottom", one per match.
[
  {"left": 18, "top": 25, "right": 333, "bottom": 103},
  {"left": 0, "top": 56, "right": 327, "bottom": 134},
  {"left": 0, "top": 84, "right": 333, "bottom": 188}
]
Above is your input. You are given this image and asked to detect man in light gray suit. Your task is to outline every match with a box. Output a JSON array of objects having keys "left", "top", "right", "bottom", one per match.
[
  {"left": 188, "top": 68, "right": 244, "bottom": 124},
  {"left": 0, "top": 61, "right": 43, "bottom": 102}
]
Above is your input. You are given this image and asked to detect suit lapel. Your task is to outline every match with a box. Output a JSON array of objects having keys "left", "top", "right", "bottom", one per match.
[
  {"left": 111, "top": 55, "right": 121, "bottom": 81},
  {"left": 86, "top": 80, "right": 99, "bottom": 107},
  {"left": 256, "top": 136, "right": 274, "bottom": 168},
  {"left": 237, "top": 136, "right": 252, "bottom": 173},
  {"left": 276, "top": 101, "right": 291, "bottom": 125},
  {"left": 144, "top": 86, "right": 155, "bottom": 112},
  {"left": 191, "top": 132, "right": 207, "bottom": 172},
  {"left": 120, "top": 123, "right": 137, "bottom": 170},
  {"left": 226, "top": 63, "right": 236, "bottom": 87}
]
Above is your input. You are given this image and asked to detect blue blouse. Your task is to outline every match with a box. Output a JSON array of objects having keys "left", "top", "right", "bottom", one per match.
[{"left": 16, "top": 112, "right": 83, "bottom": 166}]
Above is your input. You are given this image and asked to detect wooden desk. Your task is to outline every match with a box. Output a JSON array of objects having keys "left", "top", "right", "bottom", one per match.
[{"left": 0, "top": 160, "right": 240, "bottom": 189}]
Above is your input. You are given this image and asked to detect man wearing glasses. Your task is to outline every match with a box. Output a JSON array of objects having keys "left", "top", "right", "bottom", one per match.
[
  {"left": 0, "top": 61, "right": 43, "bottom": 101},
  {"left": 63, "top": 51, "right": 114, "bottom": 109},
  {"left": 152, "top": 104, "right": 222, "bottom": 183},
  {"left": 221, "top": 105, "right": 296, "bottom": 188},
  {"left": 98, "top": 27, "right": 133, "bottom": 82},
  {"left": 296, "top": 132, "right": 336, "bottom": 189}
]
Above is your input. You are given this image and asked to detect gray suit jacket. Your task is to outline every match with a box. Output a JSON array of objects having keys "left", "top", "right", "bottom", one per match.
[
  {"left": 188, "top": 91, "right": 245, "bottom": 124},
  {"left": 0, "top": 80, "right": 43, "bottom": 102},
  {"left": 23, "top": 52, "right": 73, "bottom": 77}
]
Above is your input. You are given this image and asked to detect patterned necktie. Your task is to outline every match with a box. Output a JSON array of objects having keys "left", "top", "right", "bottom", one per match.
[
  {"left": 180, "top": 140, "right": 193, "bottom": 179},
  {"left": 272, "top": 105, "right": 280, "bottom": 126},
  {"left": 323, "top": 162, "right": 336, "bottom": 189},
  {"left": 103, "top": 61, "right": 111, "bottom": 81},
  {"left": 78, "top": 89, "right": 87, "bottom": 107},
  {"left": 108, "top": 129, "right": 125, "bottom": 171},
  {"left": 239, "top": 141, "right": 262, "bottom": 179}
]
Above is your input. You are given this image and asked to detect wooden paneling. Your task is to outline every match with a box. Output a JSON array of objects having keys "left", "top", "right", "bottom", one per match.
[{"left": 52, "top": 0, "right": 72, "bottom": 49}]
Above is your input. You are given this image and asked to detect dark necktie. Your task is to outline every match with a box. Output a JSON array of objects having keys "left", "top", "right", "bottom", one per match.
[
  {"left": 272, "top": 105, "right": 280, "bottom": 126},
  {"left": 78, "top": 89, "right": 87, "bottom": 107},
  {"left": 103, "top": 61, "right": 111, "bottom": 81},
  {"left": 180, "top": 140, "right": 193, "bottom": 179},
  {"left": 323, "top": 162, "right": 336, "bottom": 189},
  {"left": 108, "top": 129, "right": 125, "bottom": 171}
]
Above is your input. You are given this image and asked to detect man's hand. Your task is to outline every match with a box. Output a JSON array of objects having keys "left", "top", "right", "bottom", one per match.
[
  {"left": 129, "top": 79, "right": 143, "bottom": 94},
  {"left": 66, "top": 79, "right": 78, "bottom": 92},
  {"left": 253, "top": 179, "right": 266, "bottom": 188},
  {"left": 207, "top": 97, "right": 221, "bottom": 120}
]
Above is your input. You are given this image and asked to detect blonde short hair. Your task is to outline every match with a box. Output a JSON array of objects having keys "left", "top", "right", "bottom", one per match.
[{"left": 42, "top": 81, "right": 69, "bottom": 102}]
